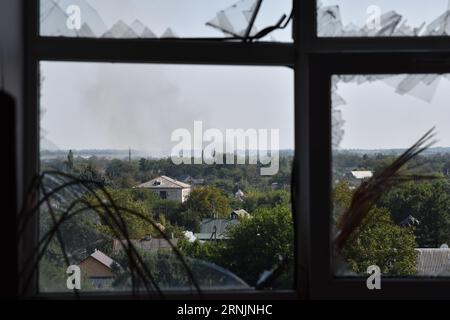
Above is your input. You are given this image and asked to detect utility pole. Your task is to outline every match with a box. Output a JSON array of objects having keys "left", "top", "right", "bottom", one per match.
[{"left": 128, "top": 147, "right": 131, "bottom": 163}]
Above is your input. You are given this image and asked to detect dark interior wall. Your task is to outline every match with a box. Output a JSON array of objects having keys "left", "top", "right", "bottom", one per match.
[
  {"left": 0, "top": 0, "right": 23, "bottom": 299},
  {"left": 0, "top": 0, "right": 24, "bottom": 210}
]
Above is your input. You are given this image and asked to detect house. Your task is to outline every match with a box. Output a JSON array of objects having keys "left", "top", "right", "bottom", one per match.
[
  {"left": 177, "top": 175, "right": 205, "bottom": 186},
  {"left": 135, "top": 175, "right": 191, "bottom": 203},
  {"left": 230, "top": 209, "right": 250, "bottom": 220},
  {"left": 78, "top": 249, "right": 116, "bottom": 289},
  {"left": 112, "top": 238, "right": 179, "bottom": 254},
  {"left": 416, "top": 246, "right": 450, "bottom": 276},
  {"left": 347, "top": 170, "right": 373, "bottom": 187}
]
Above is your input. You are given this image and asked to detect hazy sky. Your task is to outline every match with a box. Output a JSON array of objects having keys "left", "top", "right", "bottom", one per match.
[
  {"left": 40, "top": 62, "right": 294, "bottom": 153},
  {"left": 335, "top": 75, "right": 450, "bottom": 150}
]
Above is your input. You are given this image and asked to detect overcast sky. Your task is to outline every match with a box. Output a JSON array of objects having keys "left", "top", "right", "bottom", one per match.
[
  {"left": 41, "top": 62, "right": 294, "bottom": 154},
  {"left": 335, "top": 75, "right": 450, "bottom": 150}
]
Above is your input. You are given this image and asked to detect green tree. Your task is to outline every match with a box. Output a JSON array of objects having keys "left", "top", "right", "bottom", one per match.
[
  {"left": 243, "top": 189, "right": 290, "bottom": 212},
  {"left": 378, "top": 180, "right": 450, "bottom": 247},
  {"left": 181, "top": 186, "right": 231, "bottom": 220},
  {"left": 222, "top": 205, "right": 294, "bottom": 285},
  {"left": 332, "top": 181, "right": 353, "bottom": 221},
  {"left": 105, "top": 159, "right": 137, "bottom": 188},
  {"left": 334, "top": 183, "right": 418, "bottom": 275},
  {"left": 180, "top": 205, "right": 294, "bottom": 287},
  {"left": 77, "top": 162, "right": 108, "bottom": 186},
  {"left": 339, "top": 207, "right": 417, "bottom": 275},
  {"left": 86, "top": 188, "right": 159, "bottom": 240}
]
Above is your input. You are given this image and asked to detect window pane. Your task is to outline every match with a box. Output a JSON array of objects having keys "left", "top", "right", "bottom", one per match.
[
  {"left": 332, "top": 73, "right": 450, "bottom": 278},
  {"left": 40, "top": 0, "right": 292, "bottom": 41},
  {"left": 39, "top": 61, "right": 294, "bottom": 293},
  {"left": 318, "top": 0, "right": 450, "bottom": 37}
]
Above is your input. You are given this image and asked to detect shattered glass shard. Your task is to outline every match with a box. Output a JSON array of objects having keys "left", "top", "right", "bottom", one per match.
[
  {"left": 318, "top": 1, "right": 450, "bottom": 37},
  {"left": 131, "top": 20, "right": 157, "bottom": 38},
  {"left": 370, "top": 11, "right": 402, "bottom": 36},
  {"left": 206, "top": 0, "right": 260, "bottom": 37},
  {"left": 41, "top": 0, "right": 291, "bottom": 41},
  {"left": 161, "top": 28, "right": 179, "bottom": 38},
  {"left": 102, "top": 20, "right": 139, "bottom": 38},
  {"left": 424, "top": 11, "right": 450, "bottom": 35},
  {"left": 317, "top": 5, "right": 344, "bottom": 37},
  {"left": 41, "top": 0, "right": 108, "bottom": 37}
]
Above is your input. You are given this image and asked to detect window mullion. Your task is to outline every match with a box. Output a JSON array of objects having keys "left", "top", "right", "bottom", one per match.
[{"left": 35, "top": 38, "right": 295, "bottom": 66}]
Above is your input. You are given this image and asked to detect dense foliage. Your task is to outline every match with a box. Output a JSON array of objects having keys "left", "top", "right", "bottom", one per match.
[
  {"left": 39, "top": 149, "right": 450, "bottom": 290},
  {"left": 334, "top": 182, "right": 417, "bottom": 276},
  {"left": 179, "top": 205, "right": 294, "bottom": 287}
]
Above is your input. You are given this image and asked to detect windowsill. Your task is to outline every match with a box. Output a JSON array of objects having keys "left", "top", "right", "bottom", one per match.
[{"left": 31, "top": 289, "right": 299, "bottom": 300}]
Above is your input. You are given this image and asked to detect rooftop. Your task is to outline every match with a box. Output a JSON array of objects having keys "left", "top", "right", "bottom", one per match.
[
  {"left": 135, "top": 175, "right": 191, "bottom": 189},
  {"left": 350, "top": 171, "right": 373, "bottom": 180},
  {"left": 88, "top": 249, "right": 115, "bottom": 269}
]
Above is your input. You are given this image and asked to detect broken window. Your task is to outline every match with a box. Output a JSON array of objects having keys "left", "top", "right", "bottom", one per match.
[
  {"left": 40, "top": 0, "right": 292, "bottom": 41},
  {"left": 318, "top": 0, "right": 450, "bottom": 37},
  {"left": 332, "top": 74, "right": 450, "bottom": 278}
]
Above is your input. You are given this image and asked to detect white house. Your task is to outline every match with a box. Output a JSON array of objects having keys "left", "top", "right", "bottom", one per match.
[
  {"left": 347, "top": 170, "right": 373, "bottom": 187},
  {"left": 135, "top": 175, "right": 191, "bottom": 203}
]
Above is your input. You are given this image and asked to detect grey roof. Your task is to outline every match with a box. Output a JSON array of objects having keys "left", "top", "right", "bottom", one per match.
[
  {"left": 199, "top": 218, "right": 239, "bottom": 236},
  {"left": 416, "top": 248, "right": 450, "bottom": 276},
  {"left": 113, "top": 238, "right": 178, "bottom": 253},
  {"left": 135, "top": 175, "right": 191, "bottom": 189},
  {"left": 350, "top": 171, "right": 373, "bottom": 179},
  {"left": 230, "top": 209, "right": 250, "bottom": 218},
  {"left": 177, "top": 175, "right": 191, "bottom": 181},
  {"left": 195, "top": 233, "right": 228, "bottom": 240},
  {"left": 177, "top": 175, "right": 205, "bottom": 185}
]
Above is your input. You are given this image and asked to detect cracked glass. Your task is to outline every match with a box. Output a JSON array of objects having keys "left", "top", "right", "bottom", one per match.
[
  {"left": 332, "top": 74, "right": 450, "bottom": 278},
  {"left": 40, "top": 0, "right": 292, "bottom": 42},
  {"left": 318, "top": 0, "right": 450, "bottom": 37}
]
